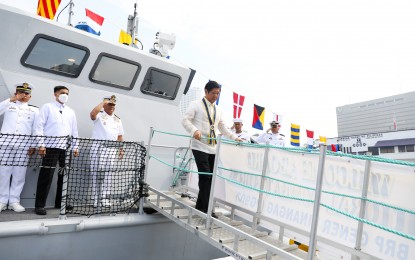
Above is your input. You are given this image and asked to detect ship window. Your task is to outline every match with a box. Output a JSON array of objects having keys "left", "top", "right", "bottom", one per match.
[
  {"left": 140, "top": 68, "right": 181, "bottom": 100},
  {"left": 89, "top": 53, "right": 141, "bottom": 89},
  {"left": 21, "top": 34, "right": 89, "bottom": 78}
]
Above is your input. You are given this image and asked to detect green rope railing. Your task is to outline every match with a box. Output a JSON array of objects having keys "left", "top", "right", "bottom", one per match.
[
  {"left": 150, "top": 155, "right": 212, "bottom": 175},
  {"left": 149, "top": 152, "right": 415, "bottom": 240},
  {"left": 218, "top": 174, "right": 415, "bottom": 241},
  {"left": 218, "top": 165, "right": 415, "bottom": 215},
  {"left": 152, "top": 128, "right": 415, "bottom": 167},
  {"left": 148, "top": 128, "right": 415, "bottom": 241}
]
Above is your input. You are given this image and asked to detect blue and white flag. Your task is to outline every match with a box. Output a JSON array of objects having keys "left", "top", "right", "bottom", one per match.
[{"left": 75, "top": 8, "right": 104, "bottom": 36}]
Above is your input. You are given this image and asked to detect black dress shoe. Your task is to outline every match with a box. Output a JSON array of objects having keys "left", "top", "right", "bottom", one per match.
[
  {"left": 35, "top": 207, "right": 47, "bottom": 215},
  {"left": 211, "top": 213, "right": 218, "bottom": 219}
]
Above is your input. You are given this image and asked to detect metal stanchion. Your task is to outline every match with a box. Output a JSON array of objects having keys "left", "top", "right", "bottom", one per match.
[
  {"left": 206, "top": 135, "right": 222, "bottom": 232},
  {"left": 307, "top": 144, "right": 327, "bottom": 260},
  {"left": 139, "top": 127, "right": 154, "bottom": 215},
  {"left": 253, "top": 141, "right": 270, "bottom": 229},
  {"left": 352, "top": 159, "right": 371, "bottom": 260}
]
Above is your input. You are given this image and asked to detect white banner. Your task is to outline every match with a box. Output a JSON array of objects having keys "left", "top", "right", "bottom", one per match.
[{"left": 217, "top": 142, "right": 415, "bottom": 260}]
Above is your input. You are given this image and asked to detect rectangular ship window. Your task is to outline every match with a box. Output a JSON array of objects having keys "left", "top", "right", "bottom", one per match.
[
  {"left": 140, "top": 68, "right": 181, "bottom": 100},
  {"left": 21, "top": 34, "right": 89, "bottom": 77},
  {"left": 89, "top": 53, "right": 141, "bottom": 89}
]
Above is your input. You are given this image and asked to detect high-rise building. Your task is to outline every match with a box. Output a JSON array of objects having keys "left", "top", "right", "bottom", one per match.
[
  {"left": 328, "top": 91, "right": 415, "bottom": 162},
  {"left": 336, "top": 91, "right": 415, "bottom": 137}
]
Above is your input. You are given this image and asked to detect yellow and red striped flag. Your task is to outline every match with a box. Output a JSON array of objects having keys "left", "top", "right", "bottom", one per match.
[{"left": 37, "top": 0, "right": 61, "bottom": 20}]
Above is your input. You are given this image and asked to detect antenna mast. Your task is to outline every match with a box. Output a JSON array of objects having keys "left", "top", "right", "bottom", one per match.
[
  {"left": 128, "top": 1, "right": 139, "bottom": 46},
  {"left": 67, "top": 0, "right": 75, "bottom": 26}
]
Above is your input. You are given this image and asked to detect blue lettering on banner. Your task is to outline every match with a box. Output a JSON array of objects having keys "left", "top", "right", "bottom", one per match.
[
  {"left": 235, "top": 191, "right": 257, "bottom": 209},
  {"left": 322, "top": 220, "right": 410, "bottom": 260},
  {"left": 375, "top": 236, "right": 409, "bottom": 260},
  {"left": 322, "top": 219, "right": 368, "bottom": 246},
  {"left": 265, "top": 201, "right": 312, "bottom": 227}
]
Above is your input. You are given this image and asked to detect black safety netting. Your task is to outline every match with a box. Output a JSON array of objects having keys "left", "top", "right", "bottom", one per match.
[{"left": 0, "top": 134, "right": 147, "bottom": 216}]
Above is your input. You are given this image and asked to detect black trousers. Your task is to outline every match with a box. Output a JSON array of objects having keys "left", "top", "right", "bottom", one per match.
[
  {"left": 192, "top": 149, "right": 215, "bottom": 213},
  {"left": 35, "top": 148, "right": 66, "bottom": 208}
]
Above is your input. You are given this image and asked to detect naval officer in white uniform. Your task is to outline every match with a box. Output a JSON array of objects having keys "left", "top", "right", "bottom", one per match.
[
  {"left": 0, "top": 83, "right": 38, "bottom": 213},
  {"left": 256, "top": 121, "right": 285, "bottom": 147},
  {"left": 90, "top": 95, "right": 124, "bottom": 208},
  {"left": 231, "top": 118, "right": 251, "bottom": 143}
]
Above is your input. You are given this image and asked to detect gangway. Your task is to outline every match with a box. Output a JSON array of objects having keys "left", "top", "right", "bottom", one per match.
[
  {"left": 143, "top": 128, "right": 415, "bottom": 260},
  {"left": 146, "top": 188, "right": 308, "bottom": 260}
]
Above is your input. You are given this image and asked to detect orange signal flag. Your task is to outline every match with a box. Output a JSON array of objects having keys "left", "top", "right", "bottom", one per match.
[{"left": 37, "top": 0, "right": 62, "bottom": 20}]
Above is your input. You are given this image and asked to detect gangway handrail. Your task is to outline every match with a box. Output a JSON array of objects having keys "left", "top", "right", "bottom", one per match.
[
  {"left": 147, "top": 186, "right": 304, "bottom": 260},
  {"left": 144, "top": 128, "right": 415, "bottom": 259},
  {"left": 214, "top": 198, "right": 378, "bottom": 259}
]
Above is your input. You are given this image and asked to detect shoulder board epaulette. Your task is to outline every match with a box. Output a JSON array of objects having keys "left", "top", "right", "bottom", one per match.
[
  {"left": 280, "top": 134, "right": 285, "bottom": 137},
  {"left": 99, "top": 110, "right": 104, "bottom": 113},
  {"left": 115, "top": 114, "right": 120, "bottom": 119},
  {"left": 28, "top": 104, "right": 38, "bottom": 108}
]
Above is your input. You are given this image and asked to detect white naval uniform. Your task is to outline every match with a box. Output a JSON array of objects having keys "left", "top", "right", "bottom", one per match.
[
  {"left": 90, "top": 111, "right": 124, "bottom": 201},
  {"left": 234, "top": 132, "right": 251, "bottom": 143},
  {"left": 256, "top": 132, "right": 285, "bottom": 147},
  {"left": 0, "top": 99, "right": 39, "bottom": 204}
]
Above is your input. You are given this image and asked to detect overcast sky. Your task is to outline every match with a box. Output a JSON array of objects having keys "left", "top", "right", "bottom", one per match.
[{"left": 1, "top": 0, "right": 415, "bottom": 141}]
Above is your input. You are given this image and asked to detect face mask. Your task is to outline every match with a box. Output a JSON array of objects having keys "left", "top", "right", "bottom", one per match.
[{"left": 58, "top": 94, "right": 69, "bottom": 103}]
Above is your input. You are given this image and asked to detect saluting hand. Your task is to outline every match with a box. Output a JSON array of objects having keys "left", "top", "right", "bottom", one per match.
[{"left": 10, "top": 93, "right": 21, "bottom": 102}]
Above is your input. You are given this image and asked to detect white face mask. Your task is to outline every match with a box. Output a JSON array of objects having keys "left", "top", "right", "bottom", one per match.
[{"left": 58, "top": 94, "right": 69, "bottom": 104}]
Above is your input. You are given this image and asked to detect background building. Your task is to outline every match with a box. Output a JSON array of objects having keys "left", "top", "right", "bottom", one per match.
[
  {"left": 328, "top": 91, "right": 415, "bottom": 162},
  {"left": 336, "top": 91, "right": 415, "bottom": 137}
]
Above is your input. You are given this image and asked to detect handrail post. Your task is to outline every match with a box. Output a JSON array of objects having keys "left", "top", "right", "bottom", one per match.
[
  {"left": 307, "top": 144, "right": 327, "bottom": 260},
  {"left": 59, "top": 135, "right": 72, "bottom": 219},
  {"left": 353, "top": 159, "right": 371, "bottom": 260},
  {"left": 206, "top": 135, "right": 222, "bottom": 231},
  {"left": 253, "top": 141, "right": 270, "bottom": 230},
  {"left": 139, "top": 127, "right": 154, "bottom": 215}
]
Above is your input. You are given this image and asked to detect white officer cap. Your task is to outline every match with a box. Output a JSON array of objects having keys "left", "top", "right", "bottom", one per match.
[
  {"left": 15, "top": 82, "right": 34, "bottom": 93},
  {"left": 103, "top": 95, "right": 117, "bottom": 104},
  {"left": 270, "top": 120, "right": 280, "bottom": 127},
  {"left": 233, "top": 118, "right": 243, "bottom": 123}
]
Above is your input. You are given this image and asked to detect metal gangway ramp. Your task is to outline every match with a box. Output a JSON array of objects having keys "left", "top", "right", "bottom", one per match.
[
  {"left": 143, "top": 128, "right": 415, "bottom": 260},
  {"left": 146, "top": 188, "right": 307, "bottom": 260}
]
